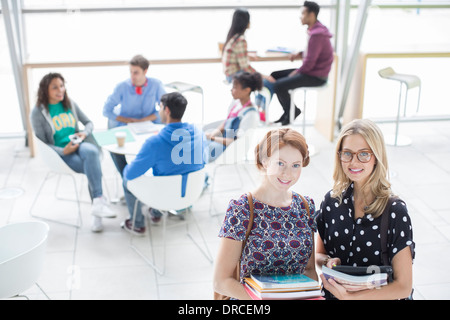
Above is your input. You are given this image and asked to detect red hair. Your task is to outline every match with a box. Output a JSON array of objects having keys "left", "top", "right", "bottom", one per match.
[{"left": 255, "top": 128, "right": 310, "bottom": 170}]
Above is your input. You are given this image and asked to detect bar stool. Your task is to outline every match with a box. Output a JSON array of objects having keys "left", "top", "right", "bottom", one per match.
[
  {"left": 378, "top": 67, "right": 421, "bottom": 146},
  {"left": 288, "top": 84, "right": 327, "bottom": 156},
  {"left": 165, "top": 81, "right": 204, "bottom": 126}
]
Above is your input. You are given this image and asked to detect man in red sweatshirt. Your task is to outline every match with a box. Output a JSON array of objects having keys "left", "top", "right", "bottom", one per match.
[{"left": 268, "top": 1, "right": 334, "bottom": 126}]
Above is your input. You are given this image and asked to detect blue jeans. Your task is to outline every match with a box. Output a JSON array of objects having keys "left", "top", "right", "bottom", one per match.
[
  {"left": 206, "top": 140, "right": 226, "bottom": 163},
  {"left": 61, "top": 142, "right": 103, "bottom": 200},
  {"left": 123, "top": 177, "right": 163, "bottom": 228},
  {"left": 110, "top": 152, "right": 127, "bottom": 178},
  {"left": 122, "top": 177, "right": 144, "bottom": 228}
]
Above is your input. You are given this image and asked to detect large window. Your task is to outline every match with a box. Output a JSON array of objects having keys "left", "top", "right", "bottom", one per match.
[
  {"left": 358, "top": 7, "right": 450, "bottom": 119},
  {"left": 2, "top": 1, "right": 450, "bottom": 135},
  {"left": 0, "top": 14, "right": 22, "bottom": 134}
]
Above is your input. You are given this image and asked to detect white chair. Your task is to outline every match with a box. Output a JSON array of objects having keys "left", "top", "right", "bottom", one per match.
[
  {"left": 29, "top": 135, "right": 83, "bottom": 228},
  {"left": 378, "top": 67, "right": 421, "bottom": 146},
  {"left": 126, "top": 168, "right": 212, "bottom": 275},
  {"left": 165, "top": 81, "right": 204, "bottom": 126},
  {"left": 207, "top": 128, "right": 257, "bottom": 216},
  {"left": 0, "top": 221, "right": 50, "bottom": 299}
]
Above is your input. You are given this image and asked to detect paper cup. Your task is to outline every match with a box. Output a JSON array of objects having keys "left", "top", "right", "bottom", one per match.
[{"left": 115, "top": 131, "right": 127, "bottom": 147}]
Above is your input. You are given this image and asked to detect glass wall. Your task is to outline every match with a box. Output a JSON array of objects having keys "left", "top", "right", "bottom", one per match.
[
  {"left": 358, "top": 7, "right": 450, "bottom": 119},
  {"left": 21, "top": 5, "right": 320, "bottom": 130},
  {"left": 0, "top": 12, "right": 23, "bottom": 134},
  {"left": 1, "top": 1, "right": 450, "bottom": 134}
]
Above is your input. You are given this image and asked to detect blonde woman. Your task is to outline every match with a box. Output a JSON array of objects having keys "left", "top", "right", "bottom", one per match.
[
  {"left": 213, "top": 128, "right": 317, "bottom": 300},
  {"left": 316, "top": 119, "right": 415, "bottom": 300}
]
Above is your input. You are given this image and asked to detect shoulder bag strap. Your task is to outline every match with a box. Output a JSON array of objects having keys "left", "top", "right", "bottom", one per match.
[
  {"left": 298, "top": 194, "right": 310, "bottom": 218},
  {"left": 241, "top": 192, "right": 255, "bottom": 252},
  {"left": 234, "top": 192, "right": 255, "bottom": 284},
  {"left": 380, "top": 197, "right": 397, "bottom": 266}
]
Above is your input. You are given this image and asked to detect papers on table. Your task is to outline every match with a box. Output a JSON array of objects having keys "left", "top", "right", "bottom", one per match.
[{"left": 127, "top": 121, "right": 161, "bottom": 135}]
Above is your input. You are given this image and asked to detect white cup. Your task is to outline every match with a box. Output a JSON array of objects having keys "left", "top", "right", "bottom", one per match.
[{"left": 115, "top": 131, "right": 127, "bottom": 147}]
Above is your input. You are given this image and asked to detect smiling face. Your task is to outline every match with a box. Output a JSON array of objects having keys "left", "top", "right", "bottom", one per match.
[
  {"left": 340, "top": 134, "right": 377, "bottom": 187},
  {"left": 48, "top": 77, "right": 66, "bottom": 105},
  {"left": 263, "top": 145, "right": 304, "bottom": 192}
]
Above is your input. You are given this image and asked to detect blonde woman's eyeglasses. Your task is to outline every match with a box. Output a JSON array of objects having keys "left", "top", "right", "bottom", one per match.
[{"left": 338, "top": 150, "right": 373, "bottom": 163}]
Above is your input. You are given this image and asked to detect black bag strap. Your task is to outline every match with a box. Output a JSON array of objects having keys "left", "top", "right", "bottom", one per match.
[
  {"left": 241, "top": 192, "right": 255, "bottom": 254},
  {"left": 380, "top": 196, "right": 398, "bottom": 266},
  {"left": 298, "top": 194, "right": 310, "bottom": 218}
]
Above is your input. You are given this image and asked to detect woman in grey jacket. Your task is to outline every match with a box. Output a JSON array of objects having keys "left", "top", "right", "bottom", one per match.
[{"left": 31, "top": 73, "right": 115, "bottom": 232}]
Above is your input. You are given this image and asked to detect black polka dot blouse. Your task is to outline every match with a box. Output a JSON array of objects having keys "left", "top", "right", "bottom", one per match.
[{"left": 317, "top": 184, "right": 415, "bottom": 267}]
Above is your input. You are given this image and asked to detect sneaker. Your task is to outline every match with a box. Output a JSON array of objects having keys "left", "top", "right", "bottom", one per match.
[
  {"left": 91, "top": 216, "right": 103, "bottom": 233},
  {"left": 148, "top": 208, "right": 162, "bottom": 225},
  {"left": 91, "top": 196, "right": 116, "bottom": 218},
  {"left": 121, "top": 219, "right": 146, "bottom": 236}
]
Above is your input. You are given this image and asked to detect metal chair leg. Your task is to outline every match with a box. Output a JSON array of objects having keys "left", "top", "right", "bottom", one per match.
[
  {"left": 29, "top": 172, "right": 82, "bottom": 228},
  {"left": 208, "top": 163, "right": 244, "bottom": 217},
  {"left": 289, "top": 90, "right": 295, "bottom": 125},
  {"left": 129, "top": 199, "right": 165, "bottom": 275},
  {"left": 416, "top": 85, "right": 421, "bottom": 114},
  {"left": 394, "top": 83, "right": 403, "bottom": 146},
  {"left": 185, "top": 207, "right": 213, "bottom": 263}
]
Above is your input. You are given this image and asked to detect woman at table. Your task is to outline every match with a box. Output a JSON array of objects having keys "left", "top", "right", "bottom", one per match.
[
  {"left": 316, "top": 119, "right": 415, "bottom": 300},
  {"left": 222, "top": 8, "right": 274, "bottom": 121},
  {"left": 31, "top": 72, "right": 115, "bottom": 232},
  {"left": 213, "top": 128, "right": 318, "bottom": 300}
]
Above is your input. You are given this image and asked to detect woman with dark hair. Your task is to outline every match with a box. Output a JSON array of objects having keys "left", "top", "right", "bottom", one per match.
[
  {"left": 31, "top": 73, "right": 115, "bottom": 232},
  {"left": 222, "top": 8, "right": 253, "bottom": 81},
  {"left": 205, "top": 72, "right": 262, "bottom": 162},
  {"left": 221, "top": 8, "right": 274, "bottom": 121}
]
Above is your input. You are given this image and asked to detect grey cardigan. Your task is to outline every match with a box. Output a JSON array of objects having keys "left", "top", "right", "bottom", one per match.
[{"left": 30, "top": 99, "right": 95, "bottom": 156}]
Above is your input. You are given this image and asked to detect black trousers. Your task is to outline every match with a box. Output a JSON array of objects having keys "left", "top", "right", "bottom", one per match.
[{"left": 271, "top": 69, "right": 327, "bottom": 115}]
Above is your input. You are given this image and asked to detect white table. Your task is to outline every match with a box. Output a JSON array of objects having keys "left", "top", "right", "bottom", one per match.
[{"left": 98, "top": 123, "right": 165, "bottom": 156}]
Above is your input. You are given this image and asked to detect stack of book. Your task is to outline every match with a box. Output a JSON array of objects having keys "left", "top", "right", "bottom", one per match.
[
  {"left": 244, "top": 274, "right": 323, "bottom": 300},
  {"left": 321, "top": 266, "right": 389, "bottom": 291}
]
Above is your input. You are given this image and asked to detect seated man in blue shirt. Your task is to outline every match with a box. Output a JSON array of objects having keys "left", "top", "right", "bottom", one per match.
[
  {"left": 103, "top": 54, "right": 166, "bottom": 177},
  {"left": 121, "top": 92, "right": 208, "bottom": 235}
]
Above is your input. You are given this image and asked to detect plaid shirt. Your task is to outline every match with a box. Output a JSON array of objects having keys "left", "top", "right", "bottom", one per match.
[{"left": 222, "top": 34, "right": 256, "bottom": 77}]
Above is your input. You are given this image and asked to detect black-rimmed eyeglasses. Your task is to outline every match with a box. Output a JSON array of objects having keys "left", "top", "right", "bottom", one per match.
[{"left": 338, "top": 150, "right": 374, "bottom": 163}]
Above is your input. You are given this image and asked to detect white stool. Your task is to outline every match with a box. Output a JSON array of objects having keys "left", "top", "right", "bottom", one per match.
[
  {"left": 288, "top": 85, "right": 327, "bottom": 156},
  {"left": 165, "top": 81, "right": 204, "bottom": 126},
  {"left": 378, "top": 67, "right": 421, "bottom": 146}
]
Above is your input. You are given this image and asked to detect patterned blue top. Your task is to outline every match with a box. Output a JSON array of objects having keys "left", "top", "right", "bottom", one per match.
[{"left": 219, "top": 192, "right": 317, "bottom": 283}]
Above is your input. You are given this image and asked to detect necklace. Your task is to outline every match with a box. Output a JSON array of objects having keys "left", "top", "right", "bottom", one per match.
[{"left": 354, "top": 191, "right": 371, "bottom": 212}]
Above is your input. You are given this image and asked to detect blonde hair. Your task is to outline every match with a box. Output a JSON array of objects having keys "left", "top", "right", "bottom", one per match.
[
  {"left": 332, "top": 119, "right": 393, "bottom": 218},
  {"left": 255, "top": 128, "right": 310, "bottom": 170}
]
